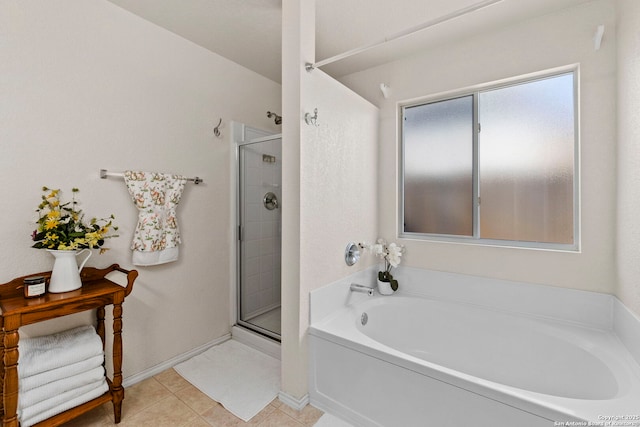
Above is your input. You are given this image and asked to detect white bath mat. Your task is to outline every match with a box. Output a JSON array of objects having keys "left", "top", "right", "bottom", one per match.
[{"left": 174, "top": 340, "right": 280, "bottom": 422}]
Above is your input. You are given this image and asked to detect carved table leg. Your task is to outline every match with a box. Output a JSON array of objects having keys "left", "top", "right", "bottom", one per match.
[
  {"left": 112, "top": 301, "right": 124, "bottom": 423},
  {"left": 0, "top": 317, "right": 4, "bottom": 420},
  {"left": 2, "top": 316, "right": 19, "bottom": 427}
]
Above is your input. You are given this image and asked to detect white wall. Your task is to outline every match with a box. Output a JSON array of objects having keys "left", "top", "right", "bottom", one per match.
[
  {"left": 0, "top": 0, "right": 281, "bottom": 378},
  {"left": 616, "top": 0, "right": 640, "bottom": 316},
  {"left": 281, "top": 0, "right": 379, "bottom": 400},
  {"left": 339, "top": 0, "right": 617, "bottom": 295}
]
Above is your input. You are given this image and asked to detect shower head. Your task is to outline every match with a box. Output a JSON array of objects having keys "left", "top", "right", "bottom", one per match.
[{"left": 267, "top": 111, "right": 282, "bottom": 125}]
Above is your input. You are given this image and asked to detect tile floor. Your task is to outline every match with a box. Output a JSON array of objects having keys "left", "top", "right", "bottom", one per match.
[{"left": 62, "top": 368, "right": 323, "bottom": 427}]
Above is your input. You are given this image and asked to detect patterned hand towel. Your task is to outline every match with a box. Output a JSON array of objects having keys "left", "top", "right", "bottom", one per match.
[{"left": 124, "top": 171, "right": 187, "bottom": 266}]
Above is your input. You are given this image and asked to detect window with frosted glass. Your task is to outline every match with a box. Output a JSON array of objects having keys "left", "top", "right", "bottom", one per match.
[
  {"left": 403, "top": 96, "right": 474, "bottom": 236},
  {"left": 401, "top": 71, "right": 577, "bottom": 248}
]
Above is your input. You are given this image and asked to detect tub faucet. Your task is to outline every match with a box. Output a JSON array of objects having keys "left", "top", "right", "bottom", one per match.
[{"left": 350, "top": 283, "right": 374, "bottom": 296}]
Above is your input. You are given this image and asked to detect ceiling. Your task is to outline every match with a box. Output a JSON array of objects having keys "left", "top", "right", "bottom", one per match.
[{"left": 107, "top": 0, "right": 593, "bottom": 83}]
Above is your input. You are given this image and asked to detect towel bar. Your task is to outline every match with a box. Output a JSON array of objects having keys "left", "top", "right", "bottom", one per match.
[{"left": 100, "top": 169, "right": 203, "bottom": 184}]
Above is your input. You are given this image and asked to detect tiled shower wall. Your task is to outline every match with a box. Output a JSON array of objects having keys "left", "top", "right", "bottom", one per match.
[{"left": 240, "top": 139, "right": 282, "bottom": 320}]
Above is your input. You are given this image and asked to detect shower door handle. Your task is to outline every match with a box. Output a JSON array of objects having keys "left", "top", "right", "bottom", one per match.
[{"left": 263, "top": 192, "right": 279, "bottom": 210}]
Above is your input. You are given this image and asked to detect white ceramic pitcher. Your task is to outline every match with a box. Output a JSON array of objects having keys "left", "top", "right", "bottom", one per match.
[{"left": 47, "top": 249, "right": 92, "bottom": 293}]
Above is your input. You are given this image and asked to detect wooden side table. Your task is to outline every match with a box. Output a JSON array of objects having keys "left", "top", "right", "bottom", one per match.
[{"left": 0, "top": 264, "right": 138, "bottom": 427}]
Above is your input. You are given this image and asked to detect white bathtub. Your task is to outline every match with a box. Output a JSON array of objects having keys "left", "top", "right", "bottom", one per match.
[{"left": 309, "top": 269, "right": 640, "bottom": 427}]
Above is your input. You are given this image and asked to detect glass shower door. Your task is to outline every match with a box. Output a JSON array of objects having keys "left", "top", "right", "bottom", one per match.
[{"left": 238, "top": 136, "right": 282, "bottom": 340}]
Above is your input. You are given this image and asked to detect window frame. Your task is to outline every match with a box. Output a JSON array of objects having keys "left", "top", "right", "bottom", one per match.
[{"left": 398, "top": 65, "right": 580, "bottom": 252}]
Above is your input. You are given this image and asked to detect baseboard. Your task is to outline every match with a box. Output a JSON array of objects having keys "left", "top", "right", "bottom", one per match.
[
  {"left": 310, "top": 392, "right": 370, "bottom": 427},
  {"left": 122, "top": 333, "right": 231, "bottom": 388},
  {"left": 231, "top": 325, "right": 281, "bottom": 360},
  {"left": 278, "top": 390, "right": 309, "bottom": 411}
]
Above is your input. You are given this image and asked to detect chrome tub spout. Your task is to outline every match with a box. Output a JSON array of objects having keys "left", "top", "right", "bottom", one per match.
[{"left": 350, "top": 283, "right": 374, "bottom": 296}]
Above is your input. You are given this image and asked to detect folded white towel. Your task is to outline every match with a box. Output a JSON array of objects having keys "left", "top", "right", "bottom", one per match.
[
  {"left": 18, "top": 326, "right": 103, "bottom": 378},
  {"left": 19, "top": 378, "right": 108, "bottom": 427},
  {"left": 19, "top": 366, "right": 105, "bottom": 409},
  {"left": 19, "top": 354, "right": 105, "bottom": 392}
]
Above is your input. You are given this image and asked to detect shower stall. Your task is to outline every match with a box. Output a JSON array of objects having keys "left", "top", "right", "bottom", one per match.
[{"left": 236, "top": 131, "right": 282, "bottom": 341}]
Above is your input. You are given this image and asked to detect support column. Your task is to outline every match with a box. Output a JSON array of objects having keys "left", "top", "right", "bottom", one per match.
[{"left": 280, "top": 0, "right": 316, "bottom": 402}]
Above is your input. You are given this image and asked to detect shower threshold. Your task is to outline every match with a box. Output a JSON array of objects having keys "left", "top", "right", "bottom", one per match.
[
  {"left": 246, "top": 306, "right": 281, "bottom": 336},
  {"left": 232, "top": 325, "right": 281, "bottom": 360}
]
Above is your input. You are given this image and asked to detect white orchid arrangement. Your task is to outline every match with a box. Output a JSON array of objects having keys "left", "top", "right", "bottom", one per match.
[{"left": 359, "top": 239, "right": 405, "bottom": 291}]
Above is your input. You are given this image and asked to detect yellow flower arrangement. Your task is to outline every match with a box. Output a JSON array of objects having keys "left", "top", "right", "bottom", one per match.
[{"left": 32, "top": 187, "right": 118, "bottom": 252}]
